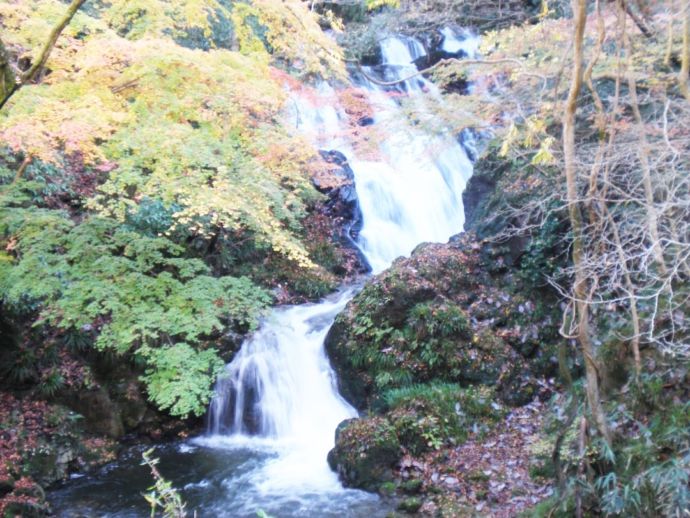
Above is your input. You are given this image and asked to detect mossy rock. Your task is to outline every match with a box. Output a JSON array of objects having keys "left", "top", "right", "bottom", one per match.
[
  {"left": 326, "top": 234, "right": 547, "bottom": 410},
  {"left": 326, "top": 384, "right": 508, "bottom": 494},
  {"left": 497, "top": 365, "right": 539, "bottom": 406},
  {"left": 25, "top": 445, "right": 75, "bottom": 487},
  {"left": 324, "top": 315, "right": 374, "bottom": 409},
  {"left": 385, "top": 383, "right": 504, "bottom": 455},
  {"left": 328, "top": 417, "right": 402, "bottom": 492}
]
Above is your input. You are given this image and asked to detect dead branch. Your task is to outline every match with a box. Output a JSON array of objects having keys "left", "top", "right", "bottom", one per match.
[{"left": 352, "top": 57, "right": 523, "bottom": 87}]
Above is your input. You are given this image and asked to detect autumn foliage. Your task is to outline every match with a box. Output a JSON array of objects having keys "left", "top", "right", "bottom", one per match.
[{"left": 0, "top": 0, "right": 347, "bottom": 420}]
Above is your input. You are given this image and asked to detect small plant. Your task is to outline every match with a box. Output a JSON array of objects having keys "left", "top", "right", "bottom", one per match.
[
  {"left": 365, "top": 0, "right": 400, "bottom": 11},
  {"left": 38, "top": 368, "right": 65, "bottom": 397},
  {"left": 141, "top": 449, "right": 188, "bottom": 518}
]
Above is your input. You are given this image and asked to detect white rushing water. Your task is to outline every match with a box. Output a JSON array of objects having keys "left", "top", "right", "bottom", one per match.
[
  {"left": 441, "top": 27, "right": 480, "bottom": 58},
  {"left": 203, "top": 28, "right": 476, "bottom": 513},
  {"left": 202, "top": 288, "right": 358, "bottom": 495}
]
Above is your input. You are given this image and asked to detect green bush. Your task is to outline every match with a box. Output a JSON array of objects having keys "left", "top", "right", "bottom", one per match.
[
  {"left": 0, "top": 184, "right": 271, "bottom": 417},
  {"left": 382, "top": 383, "right": 503, "bottom": 455}
]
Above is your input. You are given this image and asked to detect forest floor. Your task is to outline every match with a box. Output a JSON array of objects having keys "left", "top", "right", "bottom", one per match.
[{"left": 401, "top": 381, "right": 556, "bottom": 516}]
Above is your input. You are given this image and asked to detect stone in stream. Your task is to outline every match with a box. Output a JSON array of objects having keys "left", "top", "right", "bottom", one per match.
[{"left": 327, "top": 417, "right": 402, "bottom": 492}]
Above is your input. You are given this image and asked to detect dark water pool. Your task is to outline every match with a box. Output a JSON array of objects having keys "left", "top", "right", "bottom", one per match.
[{"left": 48, "top": 438, "right": 392, "bottom": 518}]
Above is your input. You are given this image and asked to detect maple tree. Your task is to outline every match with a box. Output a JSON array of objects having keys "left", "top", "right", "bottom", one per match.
[{"left": 0, "top": 0, "right": 346, "bottom": 417}]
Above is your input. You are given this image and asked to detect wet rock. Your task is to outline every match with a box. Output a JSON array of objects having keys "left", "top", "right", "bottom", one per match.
[
  {"left": 328, "top": 417, "right": 402, "bottom": 492},
  {"left": 61, "top": 386, "right": 125, "bottom": 438},
  {"left": 324, "top": 320, "right": 372, "bottom": 410},
  {"left": 462, "top": 158, "right": 501, "bottom": 233},
  {"left": 310, "top": 149, "right": 369, "bottom": 274}
]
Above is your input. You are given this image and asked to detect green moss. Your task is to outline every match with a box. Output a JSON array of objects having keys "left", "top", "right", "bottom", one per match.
[
  {"left": 396, "top": 496, "right": 422, "bottom": 513},
  {"left": 379, "top": 481, "right": 397, "bottom": 496},
  {"left": 521, "top": 496, "right": 575, "bottom": 518},
  {"left": 289, "top": 270, "right": 337, "bottom": 300},
  {"left": 467, "top": 470, "right": 490, "bottom": 483},
  {"left": 399, "top": 478, "right": 423, "bottom": 494}
]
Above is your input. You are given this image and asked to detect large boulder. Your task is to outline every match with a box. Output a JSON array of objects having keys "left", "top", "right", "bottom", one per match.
[
  {"left": 327, "top": 383, "right": 508, "bottom": 491},
  {"left": 327, "top": 417, "right": 401, "bottom": 492},
  {"left": 325, "top": 234, "right": 550, "bottom": 410}
]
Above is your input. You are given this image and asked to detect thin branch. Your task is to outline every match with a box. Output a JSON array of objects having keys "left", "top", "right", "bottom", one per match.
[
  {"left": 623, "top": 0, "right": 655, "bottom": 38},
  {"left": 0, "top": 0, "right": 86, "bottom": 112},
  {"left": 352, "top": 57, "right": 523, "bottom": 87},
  {"left": 12, "top": 156, "right": 32, "bottom": 184}
]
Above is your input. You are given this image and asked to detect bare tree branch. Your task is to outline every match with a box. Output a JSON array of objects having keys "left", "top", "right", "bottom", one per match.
[{"left": 352, "top": 57, "right": 523, "bottom": 87}]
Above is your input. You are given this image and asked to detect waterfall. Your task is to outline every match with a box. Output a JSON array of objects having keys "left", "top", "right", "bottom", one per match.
[
  {"left": 206, "top": 287, "right": 357, "bottom": 443},
  {"left": 204, "top": 28, "right": 475, "bottom": 502},
  {"left": 440, "top": 27, "right": 480, "bottom": 58}
]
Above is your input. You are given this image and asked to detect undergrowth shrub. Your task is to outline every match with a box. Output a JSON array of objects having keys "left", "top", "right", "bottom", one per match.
[
  {"left": 0, "top": 180, "right": 272, "bottom": 416},
  {"left": 382, "top": 382, "right": 503, "bottom": 455}
]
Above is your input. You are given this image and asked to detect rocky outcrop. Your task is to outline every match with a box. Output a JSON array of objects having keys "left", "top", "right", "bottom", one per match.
[
  {"left": 313, "top": 149, "right": 365, "bottom": 258},
  {"left": 325, "top": 233, "right": 560, "bottom": 412},
  {"left": 324, "top": 225, "right": 565, "bottom": 495},
  {"left": 306, "top": 149, "right": 370, "bottom": 278},
  {"left": 256, "top": 149, "right": 370, "bottom": 305}
]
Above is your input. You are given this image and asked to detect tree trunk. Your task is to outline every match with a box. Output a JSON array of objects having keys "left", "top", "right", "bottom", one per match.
[
  {"left": 0, "top": 38, "right": 17, "bottom": 106},
  {"left": 680, "top": 0, "right": 690, "bottom": 101},
  {"left": 0, "top": 0, "right": 86, "bottom": 111},
  {"left": 563, "top": 0, "right": 612, "bottom": 445}
]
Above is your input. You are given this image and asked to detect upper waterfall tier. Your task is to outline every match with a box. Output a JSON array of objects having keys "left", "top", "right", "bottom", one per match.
[{"left": 350, "top": 33, "right": 474, "bottom": 272}]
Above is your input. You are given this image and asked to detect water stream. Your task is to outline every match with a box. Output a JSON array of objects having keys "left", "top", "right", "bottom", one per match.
[{"left": 49, "top": 29, "right": 477, "bottom": 517}]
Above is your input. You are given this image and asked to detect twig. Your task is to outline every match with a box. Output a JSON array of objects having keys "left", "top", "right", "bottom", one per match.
[
  {"left": 0, "top": 0, "right": 86, "bottom": 111},
  {"left": 353, "top": 57, "right": 523, "bottom": 87}
]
